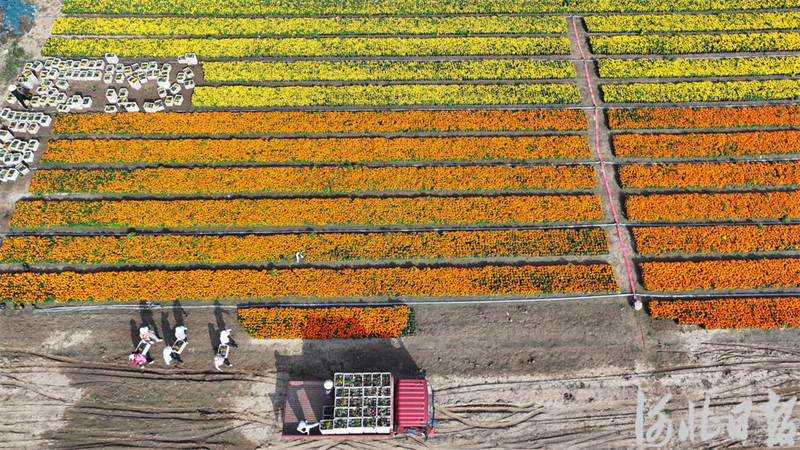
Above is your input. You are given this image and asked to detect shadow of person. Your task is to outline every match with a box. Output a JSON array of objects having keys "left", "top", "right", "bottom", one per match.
[
  {"left": 173, "top": 299, "right": 187, "bottom": 328},
  {"left": 129, "top": 319, "right": 139, "bottom": 347},
  {"left": 161, "top": 312, "right": 172, "bottom": 345},
  {"left": 139, "top": 300, "right": 158, "bottom": 337},
  {"left": 214, "top": 299, "right": 228, "bottom": 331},
  {"left": 208, "top": 323, "right": 220, "bottom": 353}
]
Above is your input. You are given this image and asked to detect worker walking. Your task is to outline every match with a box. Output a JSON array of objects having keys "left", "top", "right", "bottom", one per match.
[
  {"left": 214, "top": 353, "right": 233, "bottom": 372},
  {"left": 8, "top": 85, "right": 31, "bottom": 109},
  {"left": 129, "top": 351, "right": 152, "bottom": 369},
  {"left": 175, "top": 325, "right": 188, "bottom": 342},
  {"left": 163, "top": 346, "right": 184, "bottom": 366},
  {"left": 220, "top": 328, "right": 238, "bottom": 348},
  {"left": 139, "top": 326, "right": 163, "bottom": 344}
]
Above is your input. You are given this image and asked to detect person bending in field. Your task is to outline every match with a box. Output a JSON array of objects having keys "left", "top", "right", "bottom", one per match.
[
  {"left": 8, "top": 85, "right": 31, "bottom": 109},
  {"left": 129, "top": 352, "right": 151, "bottom": 369}
]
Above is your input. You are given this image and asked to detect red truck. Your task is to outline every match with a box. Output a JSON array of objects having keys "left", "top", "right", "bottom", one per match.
[{"left": 282, "top": 372, "right": 436, "bottom": 439}]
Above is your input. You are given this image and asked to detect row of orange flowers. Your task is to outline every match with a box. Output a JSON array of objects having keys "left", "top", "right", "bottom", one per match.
[
  {"left": 42, "top": 136, "right": 592, "bottom": 164},
  {"left": 238, "top": 306, "right": 415, "bottom": 339},
  {"left": 640, "top": 258, "right": 800, "bottom": 291},
  {"left": 632, "top": 224, "right": 800, "bottom": 255},
  {"left": 625, "top": 191, "right": 800, "bottom": 222},
  {"left": 10, "top": 196, "right": 604, "bottom": 228},
  {"left": 30, "top": 165, "right": 598, "bottom": 194},
  {"left": 0, "top": 229, "right": 609, "bottom": 264},
  {"left": 618, "top": 161, "right": 800, "bottom": 189},
  {"left": 613, "top": 130, "right": 800, "bottom": 158},
  {"left": 0, "top": 265, "right": 619, "bottom": 303},
  {"left": 608, "top": 105, "right": 800, "bottom": 130},
  {"left": 52, "top": 110, "right": 589, "bottom": 135},
  {"left": 650, "top": 297, "right": 800, "bottom": 329}
]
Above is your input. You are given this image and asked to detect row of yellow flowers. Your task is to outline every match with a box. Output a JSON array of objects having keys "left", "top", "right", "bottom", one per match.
[
  {"left": 618, "top": 161, "right": 800, "bottom": 189},
  {"left": 0, "top": 228, "right": 609, "bottom": 264},
  {"left": 10, "top": 196, "right": 604, "bottom": 228},
  {"left": 613, "top": 131, "right": 800, "bottom": 158},
  {"left": 60, "top": 0, "right": 800, "bottom": 15},
  {"left": 632, "top": 224, "right": 800, "bottom": 255},
  {"left": 590, "top": 32, "right": 800, "bottom": 55},
  {"left": 29, "top": 165, "right": 598, "bottom": 194},
  {"left": 626, "top": 191, "right": 800, "bottom": 222},
  {"left": 52, "top": 16, "right": 567, "bottom": 36},
  {"left": 203, "top": 60, "right": 577, "bottom": 82},
  {"left": 192, "top": 84, "right": 581, "bottom": 107},
  {"left": 640, "top": 258, "right": 800, "bottom": 291},
  {"left": 42, "top": 136, "right": 592, "bottom": 164},
  {"left": 0, "top": 264, "right": 619, "bottom": 303},
  {"left": 42, "top": 37, "right": 571, "bottom": 58},
  {"left": 585, "top": 12, "right": 800, "bottom": 33},
  {"left": 51, "top": 110, "right": 589, "bottom": 135},
  {"left": 238, "top": 306, "right": 416, "bottom": 340},
  {"left": 597, "top": 56, "right": 800, "bottom": 78},
  {"left": 650, "top": 297, "right": 800, "bottom": 329},
  {"left": 602, "top": 80, "right": 800, "bottom": 103}
]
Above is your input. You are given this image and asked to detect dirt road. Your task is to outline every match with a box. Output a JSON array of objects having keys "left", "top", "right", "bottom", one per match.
[{"left": 3, "top": 299, "right": 800, "bottom": 449}]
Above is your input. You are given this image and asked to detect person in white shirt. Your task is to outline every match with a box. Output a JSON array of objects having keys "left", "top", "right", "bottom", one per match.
[
  {"left": 139, "top": 326, "right": 163, "bottom": 344},
  {"left": 175, "top": 325, "right": 188, "bottom": 342},
  {"left": 219, "top": 329, "right": 238, "bottom": 348},
  {"left": 214, "top": 354, "right": 232, "bottom": 372},
  {"left": 163, "top": 347, "right": 183, "bottom": 366}
]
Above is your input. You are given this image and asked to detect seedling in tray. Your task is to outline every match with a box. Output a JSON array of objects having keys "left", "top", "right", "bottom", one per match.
[
  {"left": 377, "top": 417, "right": 390, "bottom": 428},
  {"left": 320, "top": 421, "right": 333, "bottom": 430},
  {"left": 349, "top": 418, "right": 362, "bottom": 428},
  {"left": 334, "top": 375, "right": 343, "bottom": 386},
  {"left": 378, "top": 407, "right": 390, "bottom": 417},
  {"left": 378, "top": 397, "right": 391, "bottom": 406},
  {"left": 334, "top": 419, "right": 347, "bottom": 429},
  {"left": 364, "top": 417, "right": 376, "bottom": 428},
  {"left": 335, "top": 398, "right": 348, "bottom": 407},
  {"left": 350, "top": 398, "right": 362, "bottom": 408},
  {"left": 335, "top": 408, "right": 347, "bottom": 418},
  {"left": 365, "top": 387, "right": 377, "bottom": 396},
  {"left": 353, "top": 374, "right": 363, "bottom": 386},
  {"left": 380, "top": 386, "right": 391, "bottom": 396}
]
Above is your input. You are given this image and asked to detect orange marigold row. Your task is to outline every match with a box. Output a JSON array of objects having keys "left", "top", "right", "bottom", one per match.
[
  {"left": 42, "top": 136, "right": 591, "bottom": 164},
  {"left": 0, "top": 264, "right": 619, "bottom": 303},
  {"left": 30, "top": 165, "right": 598, "bottom": 194},
  {"left": 640, "top": 258, "right": 800, "bottom": 291},
  {"left": 625, "top": 191, "right": 800, "bottom": 222},
  {"left": 238, "top": 306, "right": 415, "bottom": 340},
  {"left": 618, "top": 161, "right": 800, "bottom": 189},
  {"left": 632, "top": 224, "right": 800, "bottom": 255},
  {"left": 9, "top": 196, "right": 604, "bottom": 229},
  {"left": 649, "top": 297, "right": 800, "bottom": 329},
  {"left": 52, "top": 110, "right": 589, "bottom": 135},
  {"left": 0, "top": 228, "right": 609, "bottom": 264},
  {"left": 613, "top": 130, "right": 800, "bottom": 158},
  {"left": 608, "top": 105, "right": 800, "bottom": 130}
]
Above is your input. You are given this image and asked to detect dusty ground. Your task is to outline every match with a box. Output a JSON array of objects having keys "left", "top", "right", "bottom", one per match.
[{"left": 3, "top": 299, "right": 800, "bottom": 449}]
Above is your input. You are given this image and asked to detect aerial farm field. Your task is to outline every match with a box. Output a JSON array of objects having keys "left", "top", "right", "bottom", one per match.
[{"left": 3, "top": 0, "right": 800, "bottom": 448}]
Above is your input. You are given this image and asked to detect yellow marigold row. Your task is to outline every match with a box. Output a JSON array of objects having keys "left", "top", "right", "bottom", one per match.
[
  {"left": 0, "top": 228, "right": 609, "bottom": 264},
  {"left": 585, "top": 12, "right": 800, "bottom": 33},
  {"left": 597, "top": 56, "right": 800, "bottom": 78},
  {"left": 10, "top": 196, "right": 605, "bottom": 228},
  {"left": 60, "top": 0, "right": 800, "bottom": 15},
  {"left": 0, "top": 264, "right": 619, "bottom": 303},
  {"left": 192, "top": 84, "right": 582, "bottom": 107},
  {"left": 42, "top": 37, "right": 572, "bottom": 58},
  {"left": 52, "top": 16, "right": 567, "bottom": 36},
  {"left": 29, "top": 166, "right": 598, "bottom": 194},
  {"left": 590, "top": 32, "right": 800, "bottom": 55},
  {"left": 602, "top": 80, "right": 800, "bottom": 103},
  {"left": 42, "top": 136, "right": 592, "bottom": 164},
  {"left": 203, "top": 60, "right": 577, "bottom": 82}
]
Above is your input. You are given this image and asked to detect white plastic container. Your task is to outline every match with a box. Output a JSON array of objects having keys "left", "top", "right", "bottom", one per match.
[
  {"left": 14, "top": 163, "right": 29, "bottom": 175},
  {"left": 0, "top": 130, "right": 12, "bottom": 143},
  {"left": 106, "top": 89, "right": 118, "bottom": 104},
  {"left": 173, "top": 94, "right": 184, "bottom": 106},
  {"left": 104, "top": 105, "right": 118, "bottom": 113},
  {"left": 169, "top": 82, "right": 181, "bottom": 94}
]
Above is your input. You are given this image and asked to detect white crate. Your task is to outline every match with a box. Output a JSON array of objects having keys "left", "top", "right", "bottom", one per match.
[
  {"left": 185, "top": 53, "right": 198, "bottom": 65},
  {"left": 103, "top": 73, "right": 113, "bottom": 84},
  {"left": 56, "top": 80, "right": 69, "bottom": 90},
  {"left": 79, "top": 59, "right": 89, "bottom": 69},
  {"left": 177, "top": 54, "right": 187, "bottom": 64},
  {"left": 128, "top": 76, "right": 141, "bottom": 90},
  {"left": 26, "top": 122, "right": 40, "bottom": 134},
  {"left": 184, "top": 79, "right": 195, "bottom": 89},
  {"left": 182, "top": 67, "right": 194, "bottom": 79},
  {"left": 82, "top": 97, "right": 93, "bottom": 109},
  {"left": 78, "top": 70, "right": 89, "bottom": 80},
  {"left": 123, "top": 101, "right": 139, "bottom": 112},
  {"left": 157, "top": 76, "right": 170, "bottom": 88},
  {"left": 5, "top": 94, "right": 16, "bottom": 104},
  {"left": 176, "top": 72, "right": 186, "bottom": 83},
  {"left": 164, "top": 95, "right": 174, "bottom": 107},
  {"left": 0, "top": 108, "right": 9, "bottom": 120},
  {"left": 173, "top": 94, "right": 183, "bottom": 106},
  {"left": 114, "top": 73, "right": 125, "bottom": 84},
  {"left": 56, "top": 104, "right": 70, "bottom": 113},
  {"left": 0, "top": 130, "right": 13, "bottom": 143},
  {"left": 169, "top": 82, "right": 181, "bottom": 94},
  {"left": 21, "top": 151, "right": 33, "bottom": 163},
  {"left": 15, "top": 163, "right": 30, "bottom": 175},
  {"left": 25, "top": 140, "right": 39, "bottom": 152},
  {"left": 154, "top": 99, "right": 165, "bottom": 112},
  {"left": 157, "top": 87, "right": 167, "bottom": 98},
  {"left": 3, "top": 153, "right": 22, "bottom": 166},
  {"left": 38, "top": 115, "right": 51, "bottom": 127},
  {"left": 4, "top": 168, "right": 19, "bottom": 181},
  {"left": 106, "top": 89, "right": 118, "bottom": 104},
  {"left": 55, "top": 93, "right": 67, "bottom": 104},
  {"left": 143, "top": 102, "right": 157, "bottom": 113},
  {"left": 105, "top": 53, "right": 119, "bottom": 64}
]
